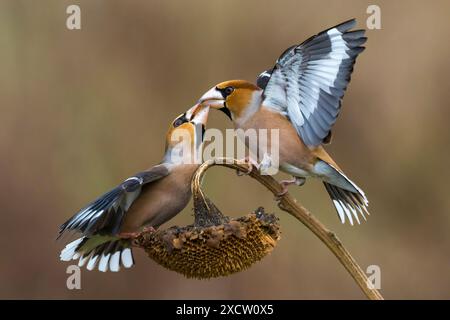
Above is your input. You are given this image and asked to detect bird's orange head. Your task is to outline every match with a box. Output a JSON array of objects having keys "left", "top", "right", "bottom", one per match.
[
  {"left": 165, "top": 104, "right": 209, "bottom": 157},
  {"left": 198, "top": 80, "right": 262, "bottom": 123}
]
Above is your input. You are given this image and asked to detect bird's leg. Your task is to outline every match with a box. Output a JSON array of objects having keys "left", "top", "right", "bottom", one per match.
[
  {"left": 118, "top": 226, "right": 156, "bottom": 239},
  {"left": 236, "top": 156, "right": 259, "bottom": 176},
  {"left": 276, "top": 177, "right": 306, "bottom": 198},
  {"left": 142, "top": 226, "right": 156, "bottom": 233},
  {"left": 118, "top": 231, "right": 140, "bottom": 239}
]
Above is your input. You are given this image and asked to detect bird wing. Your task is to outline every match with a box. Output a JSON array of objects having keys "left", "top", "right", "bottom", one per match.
[
  {"left": 58, "top": 164, "right": 170, "bottom": 238},
  {"left": 257, "top": 19, "right": 366, "bottom": 147}
]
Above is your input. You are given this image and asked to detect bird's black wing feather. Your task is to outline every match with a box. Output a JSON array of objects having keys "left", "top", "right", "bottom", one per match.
[
  {"left": 58, "top": 164, "right": 170, "bottom": 238},
  {"left": 258, "top": 19, "right": 366, "bottom": 146}
]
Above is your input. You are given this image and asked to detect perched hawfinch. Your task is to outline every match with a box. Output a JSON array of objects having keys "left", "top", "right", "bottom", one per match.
[
  {"left": 59, "top": 105, "right": 209, "bottom": 271},
  {"left": 199, "top": 19, "right": 368, "bottom": 225}
]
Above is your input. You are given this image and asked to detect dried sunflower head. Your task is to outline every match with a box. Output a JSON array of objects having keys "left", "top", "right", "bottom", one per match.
[{"left": 134, "top": 208, "right": 280, "bottom": 279}]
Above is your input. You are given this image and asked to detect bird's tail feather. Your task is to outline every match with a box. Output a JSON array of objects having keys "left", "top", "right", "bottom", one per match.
[
  {"left": 313, "top": 159, "right": 369, "bottom": 224},
  {"left": 323, "top": 182, "right": 369, "bottom": 225},
  {"left": 60, "top": 235, "right": 134, "bottom": 272}
]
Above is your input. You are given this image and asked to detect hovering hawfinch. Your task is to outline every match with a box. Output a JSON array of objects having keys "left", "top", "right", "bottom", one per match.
[
  {"left": 58, "top": 105, "right": 209, "bottom": 271},
  {"left": 199, "top": 19, "right": 368, "bottom": 225}
]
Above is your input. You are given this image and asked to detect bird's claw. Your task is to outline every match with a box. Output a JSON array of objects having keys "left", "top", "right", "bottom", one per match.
[
  {"left": 236, "top": 157, "right": 258, "bottom": 176},
  {"left": 118, "top": 231, "right": 141, "bottom": 239},
  {"left": 118, "top": 226, "right": 156, "bottom": 239},
  {"left": 275, "top": 186, "right": 289, "bottom": 201},
  {"left": 275, "top": 177, "right": 306, "bottom": 200},
  {"left": 142, "top": 226, "right": 156, "bottom": 233}
]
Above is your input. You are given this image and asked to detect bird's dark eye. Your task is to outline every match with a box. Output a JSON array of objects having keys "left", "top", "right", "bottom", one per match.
[
  {"left": 173, "top": 116, "right": 186, "bottom": 127},
  {"left": 224, "top": 86, "right": 234, "bottom": 96},
  {"left": 217, "top": 86, "right": 235, "bottom": 98}
]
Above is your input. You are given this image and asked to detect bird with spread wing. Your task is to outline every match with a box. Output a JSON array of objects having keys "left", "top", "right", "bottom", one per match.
[
  {"left": 198, "top": 19, "right": 368, "bottom": 225},
  {"left": 58, "top": 105, "right": 209, "bottom": 272}
]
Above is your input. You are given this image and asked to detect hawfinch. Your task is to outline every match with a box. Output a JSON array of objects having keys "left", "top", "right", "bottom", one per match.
[
  {"left": 59, "top": 104, "right": 209, "bottom": 272},
  {"left": 198, "top": 19, "right": 368, "bottom": 225}
]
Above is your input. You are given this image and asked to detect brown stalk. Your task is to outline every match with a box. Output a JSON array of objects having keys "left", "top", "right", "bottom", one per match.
[{"left": 191, "top": 157, "right": 384, "bottom": 300}]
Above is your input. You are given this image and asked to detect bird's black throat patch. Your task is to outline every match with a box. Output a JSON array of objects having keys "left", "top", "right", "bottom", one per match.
[{"left": 220, "top": 105, "right": 232, "bottom": 120}]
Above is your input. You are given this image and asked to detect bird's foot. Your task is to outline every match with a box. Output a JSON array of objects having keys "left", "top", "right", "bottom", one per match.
[
  {"left": 119, "top": 226, "right": 156, "bottom": 239},
  {"left": 275, "top": 177, "right": 306, "bottom": 199},
  {"left": 142, "top": 226, "right": 156, "bottom": 233},
  {"left": 236, "top": 157, "right": 258, "bottom": 176},
  {"left": 118, "top": 231, "right": 141, "bottom": 239}
]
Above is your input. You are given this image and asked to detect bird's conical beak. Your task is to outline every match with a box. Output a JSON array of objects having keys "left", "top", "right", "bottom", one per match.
[
  {"left": 191, "top": 105, "right": 210, "bottom": 125},
  {"left": 198, "top": 87, "right": 225, "bottom": 109},
  {"left": 186, "top": 104, "right": 210, "bottom": 125}
]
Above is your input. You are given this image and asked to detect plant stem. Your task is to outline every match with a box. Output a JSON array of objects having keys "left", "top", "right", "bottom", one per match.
[{"left": 192, "top": 158, "right": 384, "bottom": 300}]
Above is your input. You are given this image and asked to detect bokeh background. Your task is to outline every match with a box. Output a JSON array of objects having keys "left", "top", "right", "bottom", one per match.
[{"left": 1, "top": 0, "right": 449, "bottom": 299}]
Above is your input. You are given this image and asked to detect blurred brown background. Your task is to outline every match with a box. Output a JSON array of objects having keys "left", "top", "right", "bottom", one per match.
[{"left": 1, "top": 0, "right": 449, "bottom": 299}]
